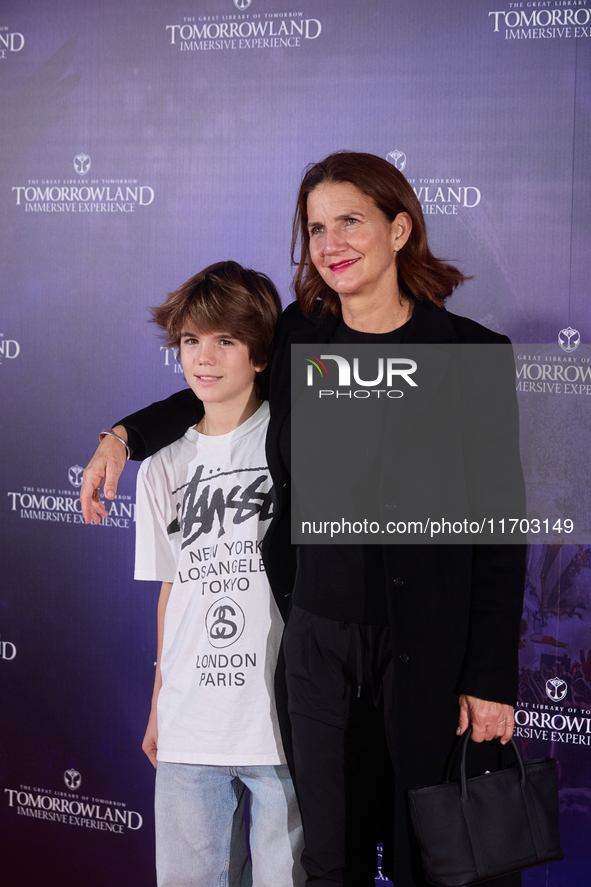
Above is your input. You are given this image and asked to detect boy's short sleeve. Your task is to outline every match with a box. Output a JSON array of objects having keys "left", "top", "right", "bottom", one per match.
[{"left": 134, "top": 457, "right": 177, "bottom": 583}]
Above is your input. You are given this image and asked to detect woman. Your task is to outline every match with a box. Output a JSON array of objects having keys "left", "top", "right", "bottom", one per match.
[{"left": 81, "top": 153, "right": 525, "bottom": 887}]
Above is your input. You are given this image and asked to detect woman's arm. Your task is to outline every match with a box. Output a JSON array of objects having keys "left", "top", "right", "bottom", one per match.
[
  {"left": 80, "top": 425, "right": 129, "bottom": 523},
  {"left": 455, "top": 340, "right": 526, "bottom": 733},
  {"left": 120, "top": 388, "right": 202, "bottom": 461},
  {"left": 80, "top": 389, "right": 202, "bottom": 524}
]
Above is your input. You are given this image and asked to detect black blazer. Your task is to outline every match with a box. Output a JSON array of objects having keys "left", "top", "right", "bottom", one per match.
[
  {"left": 264, "top": 299, "right": 526, "bottom": 887},
  {"left": 265, "top": 301, "right": 525, "bottom": 682}
]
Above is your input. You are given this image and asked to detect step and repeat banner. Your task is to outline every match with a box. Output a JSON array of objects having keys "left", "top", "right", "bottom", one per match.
[{"left": 1, "top": 1, "right": 589, "bottom": 885}]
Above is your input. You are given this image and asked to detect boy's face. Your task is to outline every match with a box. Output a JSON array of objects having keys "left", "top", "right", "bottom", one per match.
[{"left": 179, "top": 327, "right": 264, "bottom": 409}]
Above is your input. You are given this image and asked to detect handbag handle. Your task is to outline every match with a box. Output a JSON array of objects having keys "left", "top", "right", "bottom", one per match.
[
  {"left": 459, "top": 726, "right": 548, "bottom": 878},
  {"left": 459, "top": 726, "right": 526, "bottom": 797}
]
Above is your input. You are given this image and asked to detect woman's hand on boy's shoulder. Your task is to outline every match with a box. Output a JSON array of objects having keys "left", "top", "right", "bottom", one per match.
[{"left": 80, "top": 426, "right": 128, "bottom": 524}]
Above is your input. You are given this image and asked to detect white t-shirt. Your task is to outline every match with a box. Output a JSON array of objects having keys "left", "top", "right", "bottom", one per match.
[{"left": 135, "top": 402, "right": 285, "bottom": 765}]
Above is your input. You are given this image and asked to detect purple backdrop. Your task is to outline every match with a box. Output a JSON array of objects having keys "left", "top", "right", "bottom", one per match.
[{"left": 1, "top": 0, "right": 589, "bottom": 884}]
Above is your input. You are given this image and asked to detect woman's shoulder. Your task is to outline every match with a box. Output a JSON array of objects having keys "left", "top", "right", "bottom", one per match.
[
  {"left": 280, "top": 298, "right": 316, "bottom": 326},
  {"left": 278, "top": 297, "right": 512, "bottom": 344},
  {"left": 446, "top": 309, "right": 511, "bottom": 345},
  {"left": 274, "top": 298, "right": 321, "bottom": 341},
  {"left": 413, "top": 300, "right": 511, "bottom": 345}
]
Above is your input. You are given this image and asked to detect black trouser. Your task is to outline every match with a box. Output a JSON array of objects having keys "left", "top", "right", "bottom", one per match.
[
  {"left": 283, "top": 606, "right": 396, "bottom": 885},
  {"left": 282, "top": 605, "right": 521, "bottom": 887}
]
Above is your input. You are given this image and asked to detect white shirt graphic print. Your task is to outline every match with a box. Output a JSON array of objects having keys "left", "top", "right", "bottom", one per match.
[{"left": 135, "top": 403, "right": 285, "bottom": 765}]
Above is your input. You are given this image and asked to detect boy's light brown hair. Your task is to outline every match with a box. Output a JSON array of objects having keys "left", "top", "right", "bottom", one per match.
[{"left": 151, "top": 261, "right": 282, "bottom": 373}]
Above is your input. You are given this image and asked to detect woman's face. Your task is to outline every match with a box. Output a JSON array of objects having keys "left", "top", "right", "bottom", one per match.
[{"left": 306, "top": 181, "right": 408, "bottom": 305}]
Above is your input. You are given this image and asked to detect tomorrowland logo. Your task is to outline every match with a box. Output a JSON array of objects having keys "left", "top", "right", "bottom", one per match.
[
  {"left": 68, "top": 465, "right": 84, "bottom": 488},
  {"left": 64, "top": 769, "right": 82, "bottom": 790},
  {"left": 558, "top": 326, "right": 581, "bottom": 353},
  {"left": 74, "top": 152, "right": 91, "bottom": 176},
  {"left": 234, "top": 0, "right": 252, "bottom": 10},
  {"left": 386, "top": 149, "right": 407, "bottom": 172},
  {"left": 545, "top": 677, "right": 568, "bottom": 702}
]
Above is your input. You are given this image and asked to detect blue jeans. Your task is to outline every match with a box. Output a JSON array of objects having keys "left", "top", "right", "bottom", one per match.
[{"left": 155, "top": 761, "right": 305, "bottom": 887}]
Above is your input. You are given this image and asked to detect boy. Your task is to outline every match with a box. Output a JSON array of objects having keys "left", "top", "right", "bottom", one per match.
[{"left": 134, "top": 261, "right": 304, "bottom": 887}]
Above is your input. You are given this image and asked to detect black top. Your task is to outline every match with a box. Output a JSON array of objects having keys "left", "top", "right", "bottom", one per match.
[{"left": 285, "top": 317, "right": 410, "bottom": 624}]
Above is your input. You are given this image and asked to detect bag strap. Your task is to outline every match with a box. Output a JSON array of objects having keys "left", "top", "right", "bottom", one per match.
[
  {"left": 444, "top": 727, "right": 515, "bottom": 783},
  {"left": 459, "top": 727, "right": 526, "bottom": 793},
  {"left": 459, "top": 729, "right": 488, "bottom": 879}
]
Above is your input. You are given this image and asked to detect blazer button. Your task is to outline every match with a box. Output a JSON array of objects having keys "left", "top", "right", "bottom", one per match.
[
  {"left": 393, "top": 577, "right": 404, "bottom": 587},
  {"left": 399, "top": 652, "right": 410, "bottom": 664}
]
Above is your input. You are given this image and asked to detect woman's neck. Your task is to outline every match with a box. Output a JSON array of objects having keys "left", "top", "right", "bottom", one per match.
[{"left": 339, "top": 291, "right": 413, "bottom": 334}]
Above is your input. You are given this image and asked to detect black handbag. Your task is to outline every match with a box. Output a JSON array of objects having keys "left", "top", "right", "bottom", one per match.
[{"left": 408, "top": 728, "right": 563, "bottom": 886}]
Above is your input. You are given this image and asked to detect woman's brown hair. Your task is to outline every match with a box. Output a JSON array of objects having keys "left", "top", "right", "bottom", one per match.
[{"left": 291, "top": 151, "right": 468, "bottom": 317}]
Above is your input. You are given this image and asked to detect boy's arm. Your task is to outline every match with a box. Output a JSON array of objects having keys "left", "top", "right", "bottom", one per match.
[
  {"left": 142, "top": 581, "right": 172, "bottom": 769},
  {"left": 80, "top": 389, "right": 202, "bottom": 524}
]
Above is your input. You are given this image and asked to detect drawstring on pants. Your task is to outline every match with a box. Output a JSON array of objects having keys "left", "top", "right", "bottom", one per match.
[{"left": 339, "top": 621, "right": 364, "bottom": 698}]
